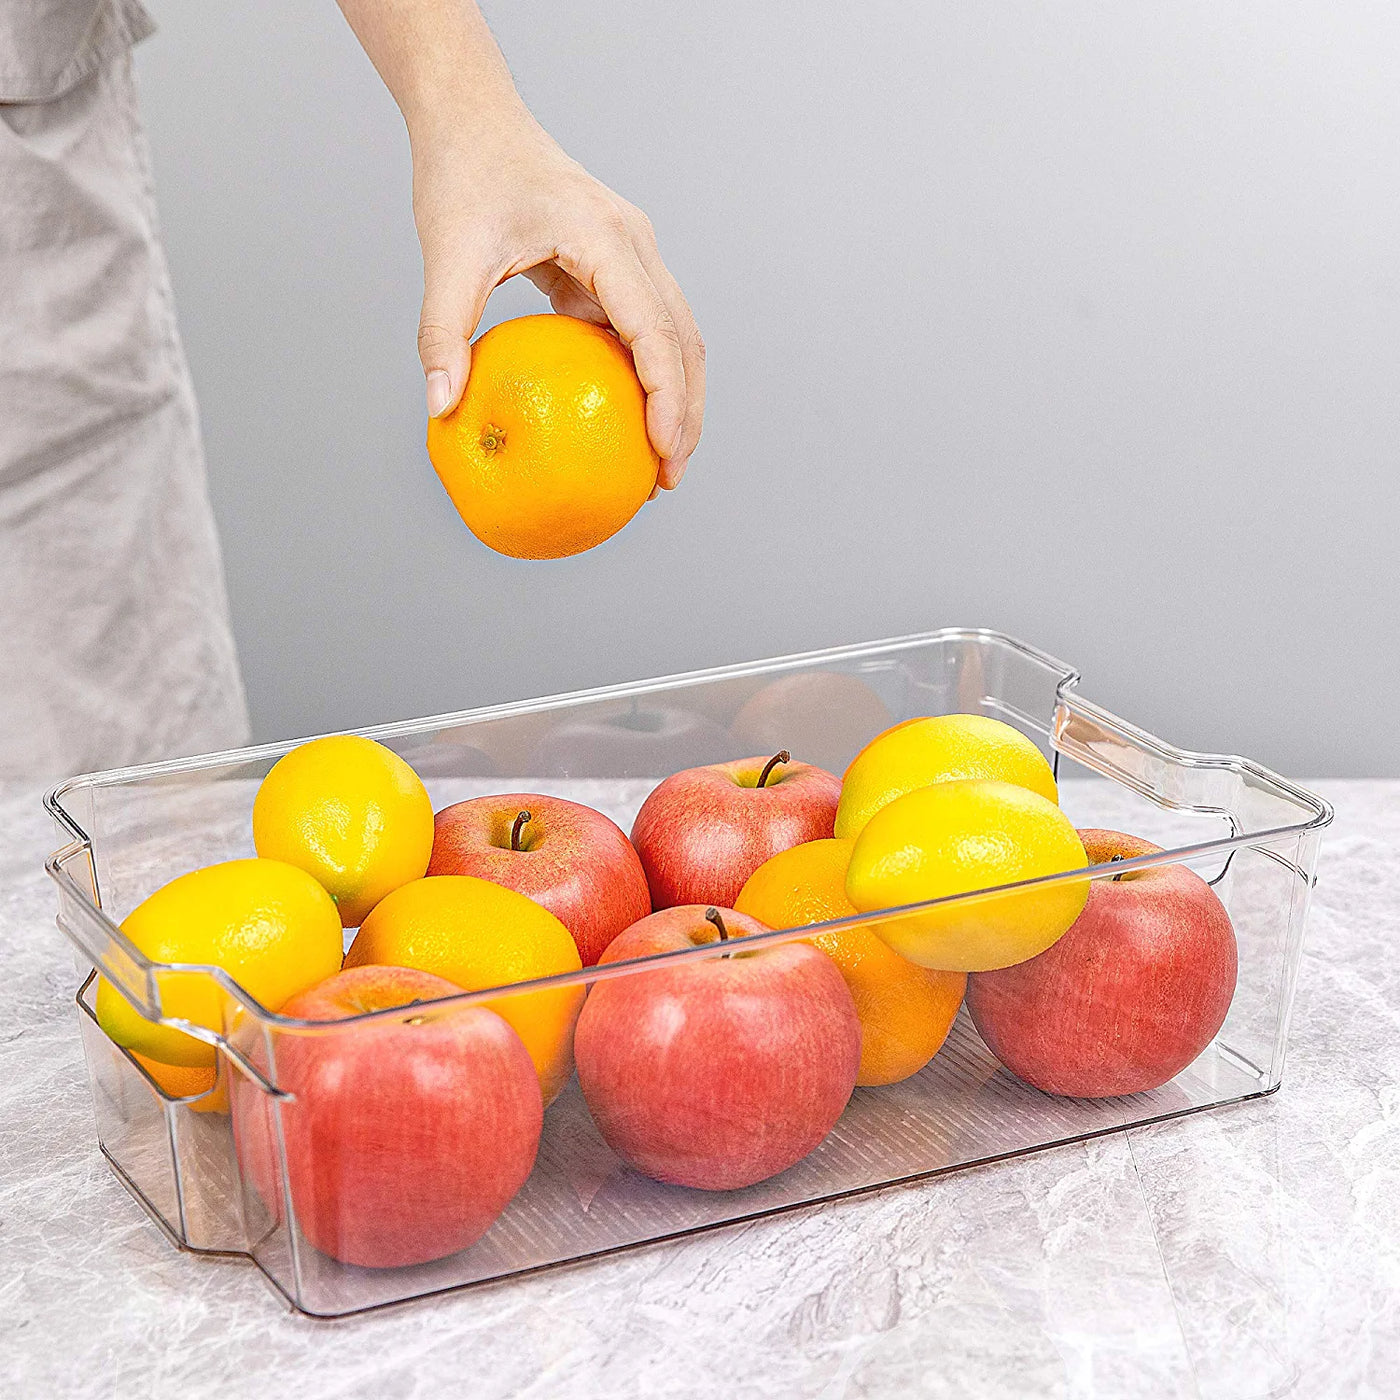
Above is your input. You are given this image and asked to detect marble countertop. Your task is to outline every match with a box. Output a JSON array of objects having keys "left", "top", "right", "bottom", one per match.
[{"left": 2, "top": 780, "right": 1397, "bottom": 1399}]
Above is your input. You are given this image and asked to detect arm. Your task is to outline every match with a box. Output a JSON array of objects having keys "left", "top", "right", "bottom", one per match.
[{"left": 335, "top": 0, "right": 704, "bottom": 488}]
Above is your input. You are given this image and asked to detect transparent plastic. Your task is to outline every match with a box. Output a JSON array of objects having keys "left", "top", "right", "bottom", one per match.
[{"left": 46, "top": 629, "right": 1331, "bottom": 1317}]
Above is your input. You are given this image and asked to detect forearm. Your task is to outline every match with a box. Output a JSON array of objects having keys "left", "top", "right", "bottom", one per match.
[{"left": 334, "top": 0, "right": 530, "bottom": 144}]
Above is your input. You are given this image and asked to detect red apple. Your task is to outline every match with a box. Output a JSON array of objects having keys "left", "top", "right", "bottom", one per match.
[
  {"left": 729, "top": 671, "right": 893, "bottom": 777},
  {"left": 575, "top": 905, "right": 860, "bottom": 1190},
  {"left": 630, "top": 752, "right": 841, "bottom": 909},
  {"left": 965, "top": 829, "right": 1238, "bottom": 1098},
  {"left": 427, "top": 793, "right": 651, "bottom": 967},
  {"left": 231, "top": 965, "right": 542, "bottom": 1269},
  {"left": 531, "top": 702, "right": 733, "bottom": 778}
]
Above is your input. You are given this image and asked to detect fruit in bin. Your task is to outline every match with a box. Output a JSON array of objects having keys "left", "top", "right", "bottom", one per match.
[
  {"left": 530, "top": 701, "right": 732, "bottom": 778},
  {"left": 630, "top": 751, "right": 841, "bottom": 909},
  {"left": 253, "top": 734, "right": 434, "bottom": 927},
  {"left": 131, "top": 1052, "right": 229, "bottom": 1114},
  {"left": 845, "top": 779, "right": 1088, "bottom": 972},
  {"left": 966, "top": 830, "right": 1238, "bottom": 1097},
  {"left": 736, "top": 839, "right": 965, "bottom": 1086},
  {"left": 427, "top": 314, "right": 659, "bottom": 559},
  {"left": 96, "top": 859, "right": 343, "bottom": 1068},
  {"left": 575, "top": 906, "right": 861, "bottom": 1191},
  {"left": 231, "top": 965, "right": 541, "bottom": 1269},
  {"left": 459, "top": 710, "right": 556, "bottom": 778},
  {"left": 408, "top": 736, "right": 497, "bottom": 780},
  {"left": 674, "top": 673, "right": 768, "bottom": 726},
  {"left": 344, "top": 875, "right": 584, "bottom": 1104},
  {"left": 730, "top": 671, "right": 894, "bottom": 778},
  {"left": 428, "top": 795, "right": 651, "bottom": 967},
  {"left": 835, "top": 714, "right": 1059, "bottom": 840}
]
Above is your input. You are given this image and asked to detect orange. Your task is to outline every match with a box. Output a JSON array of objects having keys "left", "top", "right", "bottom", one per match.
[
  {"left": 735, "top": 839, "right": 965, "bottom": 1086},
  {"left": 846, "top": 779, "right": 1088, "bottom": 972},
  {"left": 253, "top": 735, "right": 434, "bottom": 928},
  {"left": 131, "top": 1052, "right": 229, "bottom": 1114},
  {"left": 836, "top": 713, "right": 1059, "bottom": 839},
  {"left": 344, "top": 875, "right": 584, "bottom": 1104},
  {"left": 96, "top": 859, "right": 344, "bottom": 1068},
  {"left": 426, "top": 314, "right": 660, "bottom": 559}
]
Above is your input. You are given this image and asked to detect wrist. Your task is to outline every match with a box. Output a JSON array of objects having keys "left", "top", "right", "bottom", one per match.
[{"left": 403, "top": 82, "right": 537, "bottom": 155}]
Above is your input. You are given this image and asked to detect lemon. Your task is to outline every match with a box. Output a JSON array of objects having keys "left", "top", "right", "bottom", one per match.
[
  {"left": 253, "top": 734, "right": 434, "bottom": 927},
  {"left": 736, "top": 838, "right": 966, "bottom": 1086},
  {"left": 845, "top": 779, "right": 1087, "bottom": 972},
  {"left": 96, "top": 859, "right": 343, "bottom": 1067},
  {"left": 835, "top": 714, "right": 1058, "bottom": 840}
]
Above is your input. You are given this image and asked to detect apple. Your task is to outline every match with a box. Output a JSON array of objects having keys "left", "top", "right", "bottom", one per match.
[
  {"left": 530, "top": 700, "right": 733, "bottom": 778},
  {"left": 965, "top": 829, "right": 1238, "bottom": 1098},
  {"left": 407, "top": 737, "right": 497, "bottom": 780},
  {"left": 729, "top": 670, "right": 893, "bottom": 777},
  {"left": 575, "top": 906, "right": 860, "bottom": 1190},
  {"left": 427, "top": 793, "right": 652, "bottom": 966},
  {"left": 231, "top": 964, "right": 542, "bottom": 1269},
  {"left": 630, "top": 751, "right": 841, "bottom": 908}
]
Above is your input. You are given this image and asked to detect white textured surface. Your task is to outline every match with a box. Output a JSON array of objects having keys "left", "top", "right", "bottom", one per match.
[{"left": 2, "top": 781, "right": 1397, "bottom": 1398}]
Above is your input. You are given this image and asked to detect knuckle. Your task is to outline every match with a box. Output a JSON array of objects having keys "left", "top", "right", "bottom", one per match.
[
  {"left": 645, "top": 313, "right": 684, "bottom": 353},
  {"left": 592, "top": 198, "right": 632, "bottom": 241},
  {"left": 623, "top": 202, "right": 656, "bottom": 241},
  {"left": 416, "top": 320, "right": 456, "bottom": 356}
]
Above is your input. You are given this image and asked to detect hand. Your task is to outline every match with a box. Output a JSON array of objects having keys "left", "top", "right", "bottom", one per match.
[{"left": 411, "top": 112, "right": 704, "bottom": 491}]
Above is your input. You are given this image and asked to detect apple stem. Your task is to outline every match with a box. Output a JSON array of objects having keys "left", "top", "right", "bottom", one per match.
[
  {"left": 756, "top": 751, "right": 791, "bottom": 789},
  {"left": 1110, "top": 853, "right": 1125, "bottom": 881},
  {"left": 511, "top": 810, "right": 531, "bottom": 852},
  {"left": 705, "top": 906, "right": 733, "bottom": 959}
]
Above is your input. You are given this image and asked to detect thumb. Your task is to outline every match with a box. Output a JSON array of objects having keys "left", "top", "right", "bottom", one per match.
[{"left": 418, "top": 261, "right": 495, "bottom": 418}]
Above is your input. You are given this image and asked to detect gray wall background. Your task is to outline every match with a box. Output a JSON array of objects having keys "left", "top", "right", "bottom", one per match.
[{"left": 137, "top": 1, "right": 1398, "bottom": 777}]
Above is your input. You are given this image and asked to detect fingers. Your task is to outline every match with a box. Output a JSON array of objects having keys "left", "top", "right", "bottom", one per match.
[
  {"left": 561, "top": 232, "right": 688, "bottom": 470},
  {"left": 621, "top": 210, "right": 704, "bottom": 488},
  {"left": 418, "top": 251, "right": 498, "bottom": 418},
  {"left": 523, "top": 264, "right": 610, "bottom": 327}
]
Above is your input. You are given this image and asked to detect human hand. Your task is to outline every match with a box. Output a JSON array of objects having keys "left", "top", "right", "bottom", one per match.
[{"left": 410, "top": 111, "right": 704, "bottom": 491}]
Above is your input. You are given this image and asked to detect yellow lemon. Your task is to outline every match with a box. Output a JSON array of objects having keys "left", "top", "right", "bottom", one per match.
[
  {"left": 96, "top": 859, "right": 344, "bottom": 1067},
  {"left": 835, "top": 714, "right": 1058, "bottom": 840},
  {"left": 427, "top": 314, "right": 659, "bottom": 559},
  {"left": 736, "top": 838, "right": 966, "bottom": 1086},
  {"left": 845, "top": 779, "right": 1088, "bottom": 972},
  {"left": 253, "top": 734, "right": 434, "bottom": 927},
  {"left": 344, "top": 875, "right": 584, "bottom": 1105}
]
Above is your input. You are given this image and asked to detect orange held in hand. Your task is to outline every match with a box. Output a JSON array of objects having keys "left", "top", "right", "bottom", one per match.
[
  {"left": 736, "top": 838, "right": 965, "bottom": 1086},
  {"left": 427, "top": 314, "right": 660, "bottom": 559}
]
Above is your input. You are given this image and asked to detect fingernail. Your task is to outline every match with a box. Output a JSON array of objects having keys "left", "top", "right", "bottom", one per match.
[
  {"left": 648, "top": 485, "right": 660, "bottom": 502},
  {"left": 665, "top": 456, "right": 688, "bottom": 489},
  {"left": 426, "top": 370, "right": 453, "bottom": 418}
]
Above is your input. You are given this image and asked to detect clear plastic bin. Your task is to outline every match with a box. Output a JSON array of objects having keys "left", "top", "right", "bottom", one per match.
[{"left": 46, "top": 629, "right": 1330, "bottom": 1317}]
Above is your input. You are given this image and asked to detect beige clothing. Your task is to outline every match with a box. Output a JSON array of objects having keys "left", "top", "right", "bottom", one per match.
[{"left": 0, "top": 0, "right": 249, "bottom": 782}]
